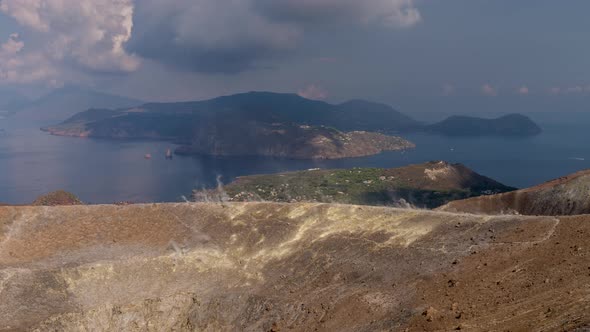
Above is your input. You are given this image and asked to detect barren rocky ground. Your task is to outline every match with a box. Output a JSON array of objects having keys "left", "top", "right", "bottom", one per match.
[
  {"left": 440, "top": 169, "right": 590, "bottom": 216},
  {"left": 1, "top": 202, "right": 589, "bottom": 331}
]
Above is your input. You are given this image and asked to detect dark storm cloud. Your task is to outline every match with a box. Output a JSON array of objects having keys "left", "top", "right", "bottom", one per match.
[
  {"left": 126, "top": 0, "right": 300, "bottom": 74},
  {"left": 127, "top": 0, "right": 420, "bottom": 74}
]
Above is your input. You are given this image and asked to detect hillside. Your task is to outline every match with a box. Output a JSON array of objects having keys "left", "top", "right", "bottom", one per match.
[
  {"left": 335, "top": 99, "right": 421, "bottom": 131},
  {"left": 177, "top": 123, "right": 414, "bottom": 159},
  {"left": 46, "top": 118, "right": 413, "bottom": 159},
  {"left": 42, "top": 91, "right": 421, "bottom": 139},
  {"left": 439, "top": 169, "right": 590, "bottom": 215},
  {"left": 195, "top": 161, "right": 515, "bottom": 208},
  {"left": 426, "top": 113, "right": 542, "bottom": 137},
  {"left": 14, "top": 86, "right": 143, "bottom": 124},
  {"left": 1, "top": 202, "right": 589, "bottom": 331}
]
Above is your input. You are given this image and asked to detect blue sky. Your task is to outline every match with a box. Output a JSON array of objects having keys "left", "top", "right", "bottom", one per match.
[{"left": 1, "top": 0, "right": 590, "bottom": 114}]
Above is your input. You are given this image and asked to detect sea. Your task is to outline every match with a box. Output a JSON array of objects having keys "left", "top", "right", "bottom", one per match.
[{"left": 0, "top": 114, "right": 589, "bottom": 204}]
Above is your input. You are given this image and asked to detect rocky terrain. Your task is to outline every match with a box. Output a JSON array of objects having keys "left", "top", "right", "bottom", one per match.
[
  {"left": 44, "top": 112, "right": 414, "bottom": 159},
  {"left": 31, "top": 191, "right": 84, "bottom": 206},
  {"left": 174, "top": 122, "right": 414, "bottom": 159},
  {"left": 439, "top": 168, "right": 590, "bottom": 215},
  {"left": 195, "top": 161, "right": 515, "bottom": 208},
  {"left": 0, "top": 202, "right": 589, "bottom": 331}
]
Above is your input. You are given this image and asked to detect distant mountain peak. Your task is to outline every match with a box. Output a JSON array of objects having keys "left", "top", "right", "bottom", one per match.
[{"left": 15, "top": 85, "right": 144, "bottom": 125}]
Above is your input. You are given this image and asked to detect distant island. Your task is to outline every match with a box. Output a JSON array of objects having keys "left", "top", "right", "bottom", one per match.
[
  {"left": 194, "top": 161, "right": 515, "bottom": 208},
  {"left": 42, "top": 91, "right": 542, "bottom": 159},
  {"left": 425, "top": 114, "right": 542, "bottom": 137},
  {"left": 44, "top": 115, "right": 414, "bottom": 160},
  {"left": 13, "top": 85, "right": 144, "bottom": 125}
]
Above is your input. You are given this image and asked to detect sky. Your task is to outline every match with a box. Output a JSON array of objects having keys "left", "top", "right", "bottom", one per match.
[{"left": 1, "top": 0, "right": 590, "bottom": 114}]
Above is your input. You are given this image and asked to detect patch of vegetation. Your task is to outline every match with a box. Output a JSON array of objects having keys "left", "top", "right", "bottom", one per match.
[{"left": 197, "top": 162, "right": 515, "bottom": 208}]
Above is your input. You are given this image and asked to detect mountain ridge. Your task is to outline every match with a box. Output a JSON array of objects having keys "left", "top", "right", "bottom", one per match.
[
  {"left": 14, "top": 85, "right": 144, "bottom": 124},
  {"left": 439, "top": 168, "right": 590, "bottom": 215},
  {"left": 44, "top": 91, "right": 542, "bottom": 137}
]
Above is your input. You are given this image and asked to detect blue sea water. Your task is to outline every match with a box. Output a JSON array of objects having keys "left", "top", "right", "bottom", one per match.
[{"left": 0, "top": 115, "right": 588, "bottom": 204}]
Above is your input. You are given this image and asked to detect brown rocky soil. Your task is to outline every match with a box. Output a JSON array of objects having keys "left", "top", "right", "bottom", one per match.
[
  {"left": 439, "top": 169, "right": 590, "bottom": 215},
  {"left": 0, "top": 202, "right": 588, "bottom": 331},
  {"left": 31, "top": 190, "right": 84, "bottom": 206}
]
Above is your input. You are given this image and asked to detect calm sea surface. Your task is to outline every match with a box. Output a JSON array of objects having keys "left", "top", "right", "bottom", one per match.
[{"left": 0, "top": 115, "right": 588, "bottom": 204}]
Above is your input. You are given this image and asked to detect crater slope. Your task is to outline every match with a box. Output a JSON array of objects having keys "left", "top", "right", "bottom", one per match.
[
  {"left": 0, "top": 202, "right": 588, "bottom": 331},
  {"left": 439, "top": 169, "right": 590, "bottom": 215}
]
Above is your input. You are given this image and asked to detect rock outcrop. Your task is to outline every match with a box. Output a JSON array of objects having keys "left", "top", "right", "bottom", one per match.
[
  {"left": 31, "top": 190, "right": 83, "bottom": 206},
  {"left": 1, "top": 202, "right": 589, "bottom": 331}
]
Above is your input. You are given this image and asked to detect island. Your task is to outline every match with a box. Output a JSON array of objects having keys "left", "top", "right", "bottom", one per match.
[
  {"left": 194, "top": 161, "right": 516, "bottom": 208},
  {"left": 425, "top": 113, "right": 542, "bottom": 137},
  {"left": 42, "top": 92, "right": 543, "bottom": 160}
]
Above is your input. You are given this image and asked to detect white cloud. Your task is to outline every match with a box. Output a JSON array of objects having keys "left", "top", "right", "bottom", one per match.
[
  {"left": 0, "top": 0, "right": 139, "bottom": 85},
  {"left": 0, "top": 0, "right": 422, "bottom": 84},
  {"left": 298, "top": 84, "right": 328, "bottom": 100},
  {"left": 517, "top": 86, "right": 529, "bottom": 95},
  {"left": 0, "top": 33, "right": 57, "bottom": 84},
  {"left": 481, "top": 83, "right": 498, "bottom": 96},
  {"left": 1, "top": 33, "right": 24, "bottom": 54}
]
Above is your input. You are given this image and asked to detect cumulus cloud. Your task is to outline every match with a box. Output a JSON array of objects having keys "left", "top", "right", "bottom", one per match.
[
  {"left": 1, "top": 33, "right": 23, "bottom": 54},
  {"left": 128, "top": 0, "right": 299, "bottom": 74},
  {"left": 129, "top": 0, "right": 421, "bottom": 74},
  {"left": 2, "top": 0, "right": 139, "bottom": 72},
  {"left": 298, "top": 84, "right": 328, "bottom": 100},
  {"left": 0, "top": 0, "right": 139, "bottom": 85},
  {"left": 517, "top": 86, "right": 529, "bottom": 95},
  {"left": 0, "top": 0, "right": 422, "bottom": 83},
  {"left": 0, "top": 33, "right": 56, "bottom": 84},
  {"left": 481, "top": 83, "right": 498, "bottom": 96}
]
